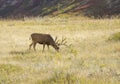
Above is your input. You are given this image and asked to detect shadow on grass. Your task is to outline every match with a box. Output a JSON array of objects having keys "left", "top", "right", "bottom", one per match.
[{"left": 9, "top": 50, "right": 30, "bottom": 55}]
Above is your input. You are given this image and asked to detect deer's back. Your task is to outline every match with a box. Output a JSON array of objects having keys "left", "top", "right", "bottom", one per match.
[{"left": 31, "top": 33, "right": 54, "bottom": 44}]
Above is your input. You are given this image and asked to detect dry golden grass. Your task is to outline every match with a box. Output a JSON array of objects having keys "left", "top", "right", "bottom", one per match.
[{"left": 0, "top": 16, "right": 120, "bottom": 84}]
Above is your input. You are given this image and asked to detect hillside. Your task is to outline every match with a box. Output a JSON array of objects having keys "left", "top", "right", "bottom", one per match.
[
  {"left": 0, "top": 0, "right": 120, "bottom": 18},
  {"left": 0, "top": 0, "right": 80, "bottom": 17}
]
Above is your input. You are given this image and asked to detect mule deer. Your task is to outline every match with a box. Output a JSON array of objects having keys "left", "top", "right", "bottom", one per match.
[{"left": 29, "top": 33, "right": 59, "bottom": 52}]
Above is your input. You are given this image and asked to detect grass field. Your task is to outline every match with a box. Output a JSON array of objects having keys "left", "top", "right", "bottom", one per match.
[{"left": 0, "top": 16, "right": 120, "bottom": 84}]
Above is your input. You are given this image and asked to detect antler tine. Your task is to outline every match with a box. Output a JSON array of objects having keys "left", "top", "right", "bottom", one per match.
[
  {"left": 55, "top": 36, "right": 60, "bottom": 45},
  {"left": 55, "top": 36, "right": 57, "bottom": 42},
  {"left": 55, "top": 36, "right": 71, "bottom": 47},
  {"left": 62, "top": 37, "right": 66, "bottom": 42},
  {"left": 58, "top": 37, "right": 67, "bottom": 46}
]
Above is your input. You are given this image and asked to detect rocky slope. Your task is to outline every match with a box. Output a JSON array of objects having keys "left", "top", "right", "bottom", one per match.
[{"left": 0, "top": 0, "right": 120, "bottom": 18}]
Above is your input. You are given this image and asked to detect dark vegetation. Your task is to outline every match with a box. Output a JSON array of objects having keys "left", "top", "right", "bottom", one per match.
[{"left": 0, "top": 0, "right": 120, "bottom": 18}]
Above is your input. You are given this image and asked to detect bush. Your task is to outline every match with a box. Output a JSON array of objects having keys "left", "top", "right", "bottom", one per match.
[{"left": 108, "top": 32, "right": 120, "bottom": 41}]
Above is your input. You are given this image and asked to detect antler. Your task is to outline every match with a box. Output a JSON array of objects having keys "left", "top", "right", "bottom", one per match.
[
  {"left": 55, "top": 36, "right": 70, "bottom": 47},
  {"left": 58, "top": 37, "right": 67, "bottom": 46},
  {"left": 55, "top": 36, "right": 60, "bottom": 45}
]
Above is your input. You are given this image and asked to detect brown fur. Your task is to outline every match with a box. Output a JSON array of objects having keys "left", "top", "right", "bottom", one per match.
[{"left": 29, "top": 33, "right": 59, "bottom": 52}]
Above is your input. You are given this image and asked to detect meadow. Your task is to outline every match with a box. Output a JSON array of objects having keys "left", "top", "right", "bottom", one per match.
[{"left": 0, "top": 16, "right": 120, "bottom": 84}]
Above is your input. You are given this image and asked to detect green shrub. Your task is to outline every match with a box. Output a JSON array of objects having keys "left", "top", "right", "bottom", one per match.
[
  {"left": 36, "top": 72, "right": 77, "bottom": 84},
  {"left": 0, "top": 64, "right": 23, "bottom": 84},
  {"left": 108, "top": 32, "right": 120, "bottom": 41},
  {"left": 0, "top": 64, "right": 22, "bottom": 75}
]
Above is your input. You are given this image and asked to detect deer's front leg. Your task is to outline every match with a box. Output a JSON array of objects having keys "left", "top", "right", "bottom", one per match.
[
  {"left": 47, "top": 44, "right": 49, "bottom": 50},
  {"left": 42, "top": 43, "right": 45, "bottom": 52}
]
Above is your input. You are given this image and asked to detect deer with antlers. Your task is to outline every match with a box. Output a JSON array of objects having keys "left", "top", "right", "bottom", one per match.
[{"left": 29, "top": 33, "right": 68, "bottom": 52}]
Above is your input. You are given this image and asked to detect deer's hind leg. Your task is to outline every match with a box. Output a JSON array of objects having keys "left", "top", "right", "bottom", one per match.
[
  {"left": 29, "top": 42, "right": 33, "bottom": 50},
  {"left": 33, "top": 42, "right": 37, "bottom": 51}
]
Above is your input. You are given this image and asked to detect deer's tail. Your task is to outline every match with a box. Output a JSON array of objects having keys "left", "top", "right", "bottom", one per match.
[{"left": 29, "top": 36, "right": 31, "bottom": 40}]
